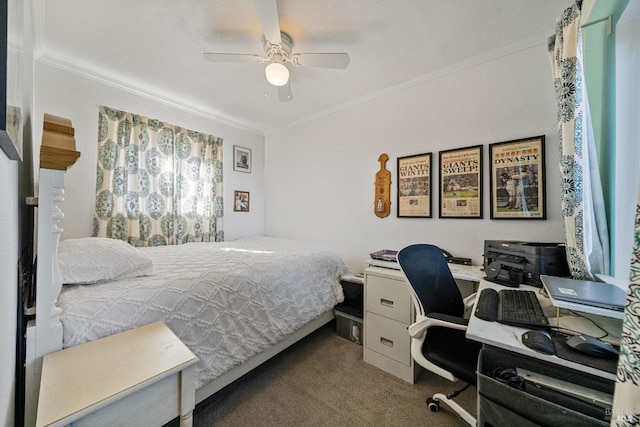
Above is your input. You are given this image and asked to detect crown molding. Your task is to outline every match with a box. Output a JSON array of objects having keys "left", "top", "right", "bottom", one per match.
[
  {"left": 36, "top": 53, "right": 265, "bottom": 136},
  {"left": 265, "top": 34, "right": 548, "bottom": 136},
  {"left": 30, "top": 0, "right": 263, "bottom": 134},
  {"left": 34, "top": 21, "right": 548, "bottom": 140}
]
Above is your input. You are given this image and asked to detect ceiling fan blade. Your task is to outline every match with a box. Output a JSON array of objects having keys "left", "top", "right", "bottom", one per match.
[
  {"left": 254, "top": 0, "right": 282, "bottom": 44},
  {"left": 203, "top": 53, "right": 265, "bottom": 64},
  {"left": 292, "top": 53, "right": 350, "bottom": 69},
  {"left": 278, "top": 81, "right": 293, "bottom": 102}
]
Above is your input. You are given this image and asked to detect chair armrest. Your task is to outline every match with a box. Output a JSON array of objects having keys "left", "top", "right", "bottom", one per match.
[
  {"left": 407, "top": 314, "right": 469, "bottom": 338},
  {"left": 407, "top": 316, "right": 430, "bottom": 338},
  {"left": 427, "top": 313, "right": 469, "bottom": 327},
  {"left": 463, "top": 292, "right": 477, "bottom": 310}
]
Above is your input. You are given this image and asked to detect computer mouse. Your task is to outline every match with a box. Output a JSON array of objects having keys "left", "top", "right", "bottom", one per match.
[
  {"left": 566, "top": 334, "right": 619, "bottom": 359},
  {"left": 521, "top": 330, "right": 555, "bottom": 355}
]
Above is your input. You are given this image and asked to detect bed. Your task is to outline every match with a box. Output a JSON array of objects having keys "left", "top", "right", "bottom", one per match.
[{"left": 24, "top": 153, "right": 347, "bottom": 426}]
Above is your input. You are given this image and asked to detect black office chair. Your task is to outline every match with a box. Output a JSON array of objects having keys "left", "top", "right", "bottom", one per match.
[{"left": 397, "top": 244, "right": 482, "bottom": 425}]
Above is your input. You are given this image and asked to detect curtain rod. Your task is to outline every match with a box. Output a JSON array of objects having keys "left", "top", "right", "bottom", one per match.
[{"left": 582, "top": 15, "right": 612, "bottom": 35}]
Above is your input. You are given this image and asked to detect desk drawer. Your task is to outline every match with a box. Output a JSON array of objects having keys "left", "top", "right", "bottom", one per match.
[
  {"left": 366, "top": 274, "right": 411, "bottom": 323},
  {"left": 365, "top": 312, "right": 410, "bottom": 365}
]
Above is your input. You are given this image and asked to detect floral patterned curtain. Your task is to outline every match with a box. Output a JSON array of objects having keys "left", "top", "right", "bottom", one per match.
[
  {"left": 612, "top": 193, "right": 640, "bottom": 425},
  {"left": 92, "top": 106, "right": 224, "bottom": 246},
  {"left": 548, "top": 1, "right": 609, "bottom": 280}
]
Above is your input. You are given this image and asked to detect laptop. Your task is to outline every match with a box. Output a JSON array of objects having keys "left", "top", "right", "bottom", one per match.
[{"left": 540, "top": 275, "right": 627, "bottom": 312}]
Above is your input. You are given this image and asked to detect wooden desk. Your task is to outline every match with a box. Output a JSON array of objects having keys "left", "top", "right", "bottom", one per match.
[{"left": 36, "top": 321, "right": 198, "bottom": 427}]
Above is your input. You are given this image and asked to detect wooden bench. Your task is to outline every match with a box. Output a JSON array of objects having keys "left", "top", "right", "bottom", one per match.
[{"left": 36, "top": 321, "right": 198, "bottom": 427}]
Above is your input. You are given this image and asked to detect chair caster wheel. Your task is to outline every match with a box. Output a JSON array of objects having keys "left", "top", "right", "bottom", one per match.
[{"left": 426, "top": 397, "right": 440, "bottom": 412}]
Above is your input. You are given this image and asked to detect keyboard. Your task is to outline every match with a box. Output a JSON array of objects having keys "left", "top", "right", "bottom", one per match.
[{"left": 475, "top": 288, "right": 549, "bottom": 329}]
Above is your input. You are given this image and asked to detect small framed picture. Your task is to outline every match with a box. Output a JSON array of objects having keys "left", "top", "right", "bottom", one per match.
[
  {"left": 439, "top": 145, "right": 483, "bottom": 218},
  {"left": 397, "top": 152, "right": 432, "bottom": 218},
  {"left": 489, "top": 135, "right": 546, "bottom": 219},
  {"left": 233, "top": 145, "right": 251, "bottom": 173},
  {"left": 234, "top": 190, "right": 250, "bottom": 212}
]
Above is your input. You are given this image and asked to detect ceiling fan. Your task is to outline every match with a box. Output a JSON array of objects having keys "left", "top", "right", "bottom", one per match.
[{"left": 203, "top": 0, "right": 350, "bottom": 102}]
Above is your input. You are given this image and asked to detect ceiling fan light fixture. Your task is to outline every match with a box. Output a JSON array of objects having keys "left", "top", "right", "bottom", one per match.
[{"left": 265, "top": 62, "right": 289, "bottom": 87}]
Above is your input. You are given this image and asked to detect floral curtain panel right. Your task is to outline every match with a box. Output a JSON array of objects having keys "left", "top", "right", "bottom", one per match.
[
  {"left": 548, "top": 1, "right": 609, "bottom": 280},
  {"left": 612, "top": 193, "right": 640, "bottom": 424}
]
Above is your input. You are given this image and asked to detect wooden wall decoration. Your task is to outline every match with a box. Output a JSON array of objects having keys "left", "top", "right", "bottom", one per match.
[
  {"left": 374, "top": 153, "right": 391, "bottom": 218},
  {"left": 40, "top": 114, "right": 80, "bottom": 170}
]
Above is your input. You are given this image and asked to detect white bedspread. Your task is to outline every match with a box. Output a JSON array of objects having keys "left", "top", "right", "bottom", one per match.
[{"left": 57, "top": 236, "right": 347, "bottom": 388}]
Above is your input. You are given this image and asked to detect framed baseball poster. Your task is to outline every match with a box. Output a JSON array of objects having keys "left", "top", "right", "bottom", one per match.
[
  {"left": 397, "top": 152, "right": 432, "bottom": 218},
  {"left": 489, "top": 135, "right": 546, "bottom": 219},
  {"left": 439, "top": 145, "right": 483, "bottom": 218}
]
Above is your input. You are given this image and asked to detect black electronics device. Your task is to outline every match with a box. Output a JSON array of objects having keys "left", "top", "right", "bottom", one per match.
[
  {"left": 474, "top": 288, "right": 499, "bottom": 321},
  {"left": 483, "top": 241, "right": 570, "bottom": 287},
  {"left": 522, "top": 330, "right": 555, "bottom": 355},
  {"left": 566, "top": 334, "right": 619, "bottom": 359},
  {"left": 498, "top": 289, "right": 549, "bottom": 329},
  {"left": 474, "top": 288, "right": 549, "bottom": 329},
  {"left": 442, "top": 249, "right": 471, "bottom": 265},
  {"left": 335, "top": 275, "right": 364, "bottom": 318},
  {"left": 541, "top": 274, "right": 626, "bottom": 312}
]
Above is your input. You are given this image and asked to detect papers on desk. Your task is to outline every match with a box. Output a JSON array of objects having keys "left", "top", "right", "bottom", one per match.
[{"left": 369, "top": 249, "right": 398, "bottom": 263}]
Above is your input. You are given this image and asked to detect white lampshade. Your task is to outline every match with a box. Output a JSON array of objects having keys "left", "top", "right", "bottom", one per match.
[{"left": 265, "top": 62, "right": 290, "bottom": 87}]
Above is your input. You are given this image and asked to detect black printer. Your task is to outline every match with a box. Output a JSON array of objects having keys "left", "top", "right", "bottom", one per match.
[{"left": 483, "top": 240, "right": 570, "bottom": 287}]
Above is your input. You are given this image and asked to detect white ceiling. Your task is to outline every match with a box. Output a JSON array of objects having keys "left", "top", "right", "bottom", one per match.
[{"left": 39, "top": 0, "right": 573, "bottom": 134}]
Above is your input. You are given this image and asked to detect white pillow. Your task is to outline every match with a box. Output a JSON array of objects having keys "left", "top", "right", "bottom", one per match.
[{"left": 58, "top": 237, "right": 153, "bottom": 285}]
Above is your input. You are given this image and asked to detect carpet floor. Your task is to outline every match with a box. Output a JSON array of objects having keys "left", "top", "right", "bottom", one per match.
[{"left": 186, "top": 322, "right": 476, "bottom": 426}]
